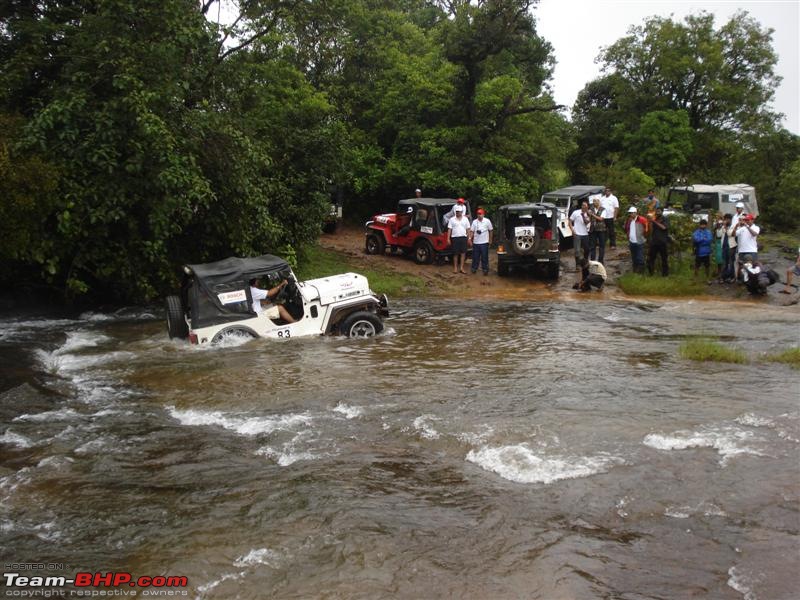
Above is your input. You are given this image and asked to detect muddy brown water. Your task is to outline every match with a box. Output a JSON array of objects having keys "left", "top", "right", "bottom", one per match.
[{"left": 1, "top": 299, "right": 799, "bottom": 599}]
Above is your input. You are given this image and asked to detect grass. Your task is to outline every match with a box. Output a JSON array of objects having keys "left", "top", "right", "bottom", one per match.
[
  {"left": 765, "top": 347, "right": 800, "bottom": 369},
  {"left": 679, "top": 338, "right": 748, "bottom": 364},
  {"left": 618, "top": 259, "right": 708, "bottom": 296},
  {"left": 295, "top": 245, "right": 426, "bottom": 297}
]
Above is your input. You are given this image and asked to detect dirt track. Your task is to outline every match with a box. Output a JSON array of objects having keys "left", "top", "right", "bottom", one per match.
[{"left": 321, "top": 224, "right": 800, "bottom": 307}]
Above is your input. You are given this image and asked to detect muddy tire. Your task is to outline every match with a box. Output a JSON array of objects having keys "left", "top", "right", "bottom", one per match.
[
  {"left": 413, "top": 240, "right": 434, "bottom": 265},
  {"left": 546, "top": 263, "right": 560, "bottom": 280},
  {"left": 497, "top": 262, "right": 510, "bottom": 277},
  {"left": 339, "top": 311, "right": 384, "bottom": 338},
  {"left": 165, "top": 295, "right": 188, "bottom": 339},
  {"left": 365, "top": 233, "right": 386, "bottom": 255}
]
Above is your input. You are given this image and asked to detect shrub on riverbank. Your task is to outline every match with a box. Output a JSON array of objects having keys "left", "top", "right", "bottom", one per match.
[
  {"left": 765, "top": 348, "right": 800, "bottom": 369},
  {"left": 296, "top": 246, "right": 425, "bottom": 298},
  {"left": 679, "top": 339, "right": 747, "bottom": 364}
]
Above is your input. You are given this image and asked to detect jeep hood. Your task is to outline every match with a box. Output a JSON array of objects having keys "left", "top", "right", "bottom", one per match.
[{"left": 301, "top": 273, "right": 373, "bottom": 305}]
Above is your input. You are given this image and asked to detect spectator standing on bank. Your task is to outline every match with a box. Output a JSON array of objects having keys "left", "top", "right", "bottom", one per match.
[
  {"left": 735, "top": 213, "right": 760, "bottom": 277},
  {"left": 719, "top": 214, "right": 735, "bottom": 283},
  {"left": 625, "top": 206, "right": 648, "bottom": 273},
  {"left": 588, "top": 197, "right": 606, "bottom": 264},
  {"left": 647, "top": 207, "right": 669, "bottom": 276},
  {"left": 601, "top": 187, "right": 619, "bottom": 249},
  {"left": 569, "top": 201, "right": 591, "bottom": 267},
  {"left": 724, "top": 213, "right": 738, "bottom": 282},
  {"left": 447, "top": 204, "right": 470, "bottom": 274},
  {"left": 692, "top": 219, "right": 714, "bottom": 277},
  {"left": 442, "top": 197, "right": 469, "bottom": 226},
  {"left": 469, "top": 208, "right": 493, "bottom": 275},
  {"left": 713, "top": 213, "right": 725, "bottom": 279},
  {"left": 415, "top": 188, "right": 422, "bottom": 198}
]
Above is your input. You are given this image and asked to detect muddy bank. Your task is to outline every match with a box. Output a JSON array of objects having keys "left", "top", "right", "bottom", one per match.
[{"left": 321, "top": 225, "right": 800, "bottom": 308}]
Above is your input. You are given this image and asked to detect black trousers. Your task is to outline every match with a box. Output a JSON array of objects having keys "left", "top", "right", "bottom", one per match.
[
  {"left": 648, "top": 243, "right": 669, "bottom": 276},
  {"left": 604, "top": 218, "right": 616, "bottom": 247}
]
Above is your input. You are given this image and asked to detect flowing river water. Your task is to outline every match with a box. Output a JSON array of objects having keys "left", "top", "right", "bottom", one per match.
[{"left": 1, "top": 298, "right": 799, "bottom": 599}]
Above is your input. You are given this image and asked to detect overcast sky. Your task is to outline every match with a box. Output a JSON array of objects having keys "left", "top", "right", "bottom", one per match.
[{"left": 535, "top": 0, "right": 799, "bottom": 134}]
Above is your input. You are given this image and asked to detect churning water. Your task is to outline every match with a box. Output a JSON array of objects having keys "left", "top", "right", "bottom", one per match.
[{"left": 1, "top": 299, "right": 798, "bottom": 599}]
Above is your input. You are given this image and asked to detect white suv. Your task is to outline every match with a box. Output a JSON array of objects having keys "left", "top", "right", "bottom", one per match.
[{"left": 165, "top": 255, "right": 389, "bottom": 345}]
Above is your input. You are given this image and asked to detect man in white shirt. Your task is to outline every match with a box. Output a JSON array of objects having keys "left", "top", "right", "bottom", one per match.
[
  {"left": 447, "top": 205, "right": 470, "bottom": 274},
  {"left": 442, "top": 197, "right": 470, "bottom": 226},
  {"left": 734, "top": 214, "right": 760, "bottom": 278},
  {"left": 600, "top": 187, "right": 619, "bottom": 248},
  {"left": 731, "top": 202, "right": 746, "bottom": 227},
  {"left": 469, "top": 208, "right": 493, "bottom": 275},
  {"left": 568, "top": 201, "right": 591, "bottom": 267},
  {"left": 249, "top": 279, "right": 296, "bottom": 323}
]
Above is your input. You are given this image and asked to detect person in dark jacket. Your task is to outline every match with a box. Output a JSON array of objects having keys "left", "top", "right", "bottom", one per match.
[
  {"left": 692, "top": 219, "right": 714, "bottom": 277},
  {"left": 647, "top": 207, "right": 669, "bottom": 276}
]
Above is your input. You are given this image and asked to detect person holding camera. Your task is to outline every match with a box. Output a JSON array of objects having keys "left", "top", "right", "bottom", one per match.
[{"left": 735, "top": 213, "right": 760, "bottom": 279}]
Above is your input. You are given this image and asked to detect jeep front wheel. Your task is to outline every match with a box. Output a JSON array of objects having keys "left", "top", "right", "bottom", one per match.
[
  {"left": 365, "top": 233, "right": 386, "bottom": 255},
  {"left": 340, "top": 311, "right": 384, "bottom": 337},
  {"left": 413, "top": 240, "right": 434, "bottom": 264}
]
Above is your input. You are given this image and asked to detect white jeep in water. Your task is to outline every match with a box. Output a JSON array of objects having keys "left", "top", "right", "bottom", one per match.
[{"left": 165, "top": 255, "right": 389, "bottom": 345}]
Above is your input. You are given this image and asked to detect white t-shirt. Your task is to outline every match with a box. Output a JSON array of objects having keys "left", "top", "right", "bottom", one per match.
[
  {"left": 470, "top": 218, "right": 493, "bottom": 244},
  {"left": 570, "top": 209, "right": 589, "bottom": 236},
  {"left": 731, "top": 210, "right": 744, "bottom": 228},
  {"left": 736, "top": 223, "right": 760, "bottom": 253},
  {"left": 448, "top": 215, "right": 470, "bottom": 238},
  {"left": 250, "top": 286, "right": 269, "bottom": 314},
  {"left": 601, "top": 194, "right": 619, "bottom": 218}
]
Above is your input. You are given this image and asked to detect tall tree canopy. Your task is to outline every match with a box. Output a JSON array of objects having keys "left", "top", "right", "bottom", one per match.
[{"left": 569, "top": 11, "right": 794, "bottom": 194}]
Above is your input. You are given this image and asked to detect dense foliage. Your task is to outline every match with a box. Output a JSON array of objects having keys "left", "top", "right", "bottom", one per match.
[
  {"left": 569, "top": 11, "right": 799, "bottom": 227},
  {"left": 1, "top": 2, "right": 795, "bottom": 302}
]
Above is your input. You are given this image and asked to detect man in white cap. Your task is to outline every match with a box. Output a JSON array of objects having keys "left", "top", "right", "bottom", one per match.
[
  {"left": 442, "top": 197, "right": 469, "bottom": 226},
  {"left": 624, "top": 206, "right": 648, "bottom": 273},
  {"left": 415, "top": 188, "right": 422, "bottom": 198},
  {"left": 447, "top": 204, "right": 470, "bottom": 274},
  {"left": 731, "top": 201, "right": 746, "bottom": 227}
]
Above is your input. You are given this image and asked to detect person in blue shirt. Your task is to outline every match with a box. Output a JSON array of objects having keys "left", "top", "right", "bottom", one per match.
[{"left": 692, "top": 219, "right": 714, "bottom": 277}]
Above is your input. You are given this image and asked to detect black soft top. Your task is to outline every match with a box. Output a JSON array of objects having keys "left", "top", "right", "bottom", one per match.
[
  {"left": 183, "top": 255, "right": 291, "bottom": 328},
  {"left": 186, "top": 254, "right": 289, "bottom": 282},
  {"left": 541, "top": 185, "right": 604, "bottom": 198},
  {"left": 499, "top": 202, "right": 556, "bottom": 212},
  {"left": 397, "top": 198, "right": 460, "bottom": 209}
]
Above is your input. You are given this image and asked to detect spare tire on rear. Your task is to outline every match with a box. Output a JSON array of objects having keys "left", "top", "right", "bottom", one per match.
[{"left": 165, "top": 295, "right": 189, "bottom": 339}]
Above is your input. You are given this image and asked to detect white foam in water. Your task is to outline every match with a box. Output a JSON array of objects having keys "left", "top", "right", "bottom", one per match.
[
  {"left": 333, "top": 403, "right": 363, "bottom": 419},
  {"left": 413, "top": 415, "right": 440, "bottom": 440},
  {"left": 233, "top": 548, "right": 281, "bottom": 568},
  {"left": 196, "top": 572, "right": 244, "bottom": 596},
  {"left": 14, "top": 408, "right": 81, "bottom": 423},
  {"left": 466, "top": 444, "right": 621, "bottom": 485},
  {"left": 167, "top": 406, "right": 311, "bottom": 437},
  {"left": 255, "top": 443, "right": 322, "bottom": 466},
  {"left": 643, "top": 426, "right": 764, "bottom": 466},
  {"left": 727, "top": 566, "right": 759, "bottom": 600},
  {"left": 0, "top": 430, "right": 34, "bottom": 449},
  {"left": 735, "top": 413, "right": 774, "bottom": 428}
]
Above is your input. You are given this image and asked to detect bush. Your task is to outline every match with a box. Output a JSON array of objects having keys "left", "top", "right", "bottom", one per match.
[
  {"left": 679, "top": 338, "right": 747, "bottom": 364},
  {"left": 765, "top": 348, "right": 800, "bottom": 369}
]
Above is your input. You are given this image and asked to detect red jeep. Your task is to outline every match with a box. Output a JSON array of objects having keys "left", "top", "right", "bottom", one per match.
[{"left": 365, "top": 198, "right": 471, "bottom": 264}]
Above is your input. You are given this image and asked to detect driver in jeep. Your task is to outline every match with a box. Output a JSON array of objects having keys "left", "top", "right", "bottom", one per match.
[{"left": 249, "top": 278, "right": 296, "bottom": 323}]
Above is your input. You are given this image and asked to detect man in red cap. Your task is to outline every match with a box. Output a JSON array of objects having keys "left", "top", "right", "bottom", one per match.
[
  {"left": 469, "top": 208, "right": 493, "bottom": 275},
  {"left": 442, "top": 197, "right": 469, "bottom": 226}
]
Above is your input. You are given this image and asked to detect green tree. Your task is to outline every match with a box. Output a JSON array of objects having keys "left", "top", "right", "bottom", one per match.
[
  {"left": 624, "top": 110, "right": 693, "bottom": 186},
  {"left": 571, "top": 11, "right": 783, "bottom": 186}
]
